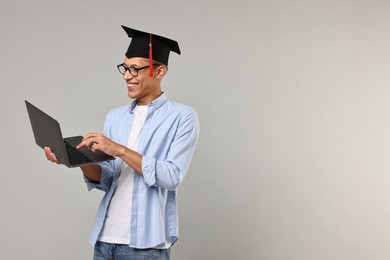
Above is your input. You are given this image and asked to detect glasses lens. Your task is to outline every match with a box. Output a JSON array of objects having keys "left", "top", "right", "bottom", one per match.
[
  {"left": 116, "top": 64, "right": 125, "bottom": 74},
  {"left": 118, "top": 65, "right": 126, "bottom": 75},
  {"left": 129, "top": 67, "right": 138, "bottom": 76}
]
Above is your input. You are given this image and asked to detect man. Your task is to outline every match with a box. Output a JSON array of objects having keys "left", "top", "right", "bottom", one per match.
[{"left": 45, "top": 25, "right": 199, "bottom": 259}]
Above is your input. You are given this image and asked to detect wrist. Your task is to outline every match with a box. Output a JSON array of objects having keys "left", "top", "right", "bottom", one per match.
[{"left": 116, "top": 144, "right": 127, "bottom": 157}]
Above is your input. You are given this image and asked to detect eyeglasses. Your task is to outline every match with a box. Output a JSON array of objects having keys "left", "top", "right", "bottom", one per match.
[{"left": 117, "top": 63, "right": 157, "bottom": 77}]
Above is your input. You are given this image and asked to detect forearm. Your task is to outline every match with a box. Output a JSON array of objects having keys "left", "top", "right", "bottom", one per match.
[
  {"left": 117, "top": 144, "right": 143, "bottom": 175},
  {"left": 77, "top": 133, "right": 143, "bottom": 175},
  {"left": 81, "top": 164, "right": 102, "bottom": 183}
]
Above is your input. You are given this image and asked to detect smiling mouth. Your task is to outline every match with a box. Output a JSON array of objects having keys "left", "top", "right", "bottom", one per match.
[{"left": 127, "top": 83, "right": 139, "bottom": 91}]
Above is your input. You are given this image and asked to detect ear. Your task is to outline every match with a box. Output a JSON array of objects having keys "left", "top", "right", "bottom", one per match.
[{"left": 155, "top": 65, "right": 167, "bottom": 79}]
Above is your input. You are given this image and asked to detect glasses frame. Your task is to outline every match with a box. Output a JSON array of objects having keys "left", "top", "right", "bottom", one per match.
[{"left": 117, "top": 63, "right": 158, "bottom": 77}]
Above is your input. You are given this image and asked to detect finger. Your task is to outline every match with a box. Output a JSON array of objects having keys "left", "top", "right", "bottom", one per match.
[
  {"left": 83, "top": 132, "right": 100, "bottom": 141},
  {"left": 51, "top": 156, "right": 61, "bottom": 164},
  {"left": 77, "top": 137, "right": 93, "bottom": 149},
  {"left": 78, "top": 133, "right": 99, "bottom": 149},
  {"left": 44, "top": 147, "right": 61, "bottom": 164},
  {"left": 44, "top": 147, "right": 51, "bottom": 159},
  {"left": 45, "top": 147, "right": 57, "bottom": 161},
  {"left": 91, "top": 142, "right": 99, "bottom": 152},
  {"left": 89, "top": 141, "right": 98, "bottom": 150}
]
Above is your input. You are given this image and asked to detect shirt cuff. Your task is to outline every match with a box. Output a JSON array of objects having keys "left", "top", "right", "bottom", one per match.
[
  {"left": 142, "top": 155, "right": 157, "bottom": 187},
  {"left": 84, "top": 163, "right": 113, "bottom": 192}
]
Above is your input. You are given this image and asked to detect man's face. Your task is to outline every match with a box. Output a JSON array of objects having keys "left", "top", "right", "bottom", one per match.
[{"left": 122, "top": 57, "right": 160, "bottom": 105}]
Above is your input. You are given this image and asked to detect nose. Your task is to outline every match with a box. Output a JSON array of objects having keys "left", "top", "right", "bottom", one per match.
[{"left": 123, "top": 70, "right": 133, "bottom": 80}]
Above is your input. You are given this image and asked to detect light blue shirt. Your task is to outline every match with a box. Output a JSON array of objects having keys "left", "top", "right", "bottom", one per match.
[{"left": 84, "top": 93, "right": 199, "bottom": 249}]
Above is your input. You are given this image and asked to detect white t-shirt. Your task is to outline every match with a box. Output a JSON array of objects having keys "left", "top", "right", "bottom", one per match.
[{"left": 98, "top": 105, "right": 148, "bottom": 245}]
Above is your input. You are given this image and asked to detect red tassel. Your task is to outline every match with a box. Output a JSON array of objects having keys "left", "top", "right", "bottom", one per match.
[{"left": 149, "top": 34, "right": 153, "bottom": 77}]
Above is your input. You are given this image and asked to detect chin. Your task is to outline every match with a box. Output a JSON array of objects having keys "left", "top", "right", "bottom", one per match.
[{"left": 127, "top": 91, "right": 138, "bottom": 99}]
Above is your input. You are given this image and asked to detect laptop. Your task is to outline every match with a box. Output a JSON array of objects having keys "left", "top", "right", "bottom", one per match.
[{"left": 25, "top": 100, "right": 115, "bottom": 168}]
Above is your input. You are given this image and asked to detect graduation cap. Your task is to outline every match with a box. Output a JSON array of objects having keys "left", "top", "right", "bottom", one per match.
[{"left": 121, "top": 25, "right": 181, "bottom": 76}]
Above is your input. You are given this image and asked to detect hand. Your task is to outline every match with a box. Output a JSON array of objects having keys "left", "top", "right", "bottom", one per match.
[
  {"left": 77, "top": 133, "right": 125, "bottom": 157},
  {"left": 44, "top": 147, "right": 62, "bottom": 165}
]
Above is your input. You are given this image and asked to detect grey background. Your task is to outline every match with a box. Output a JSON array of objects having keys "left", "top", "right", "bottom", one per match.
[{"left": 1, "top": 0, "right": 390, "bottom": 259}]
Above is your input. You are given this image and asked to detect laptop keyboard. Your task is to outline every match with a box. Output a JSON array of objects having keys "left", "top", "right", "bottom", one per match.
[{"left": 64, "top": 140, "right": 93, "bottom": 165}]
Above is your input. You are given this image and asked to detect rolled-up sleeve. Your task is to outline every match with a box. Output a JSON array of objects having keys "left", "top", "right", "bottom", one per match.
[
  {"left": 142, "top": 108, "right": 199, "bottom": 190},
  {"left": 84, "top": 161, "right": 114, "bottom": 192}
]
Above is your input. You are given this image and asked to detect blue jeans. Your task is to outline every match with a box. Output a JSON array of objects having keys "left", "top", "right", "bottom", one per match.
[{"left": 93, "top": 241, "right": 171, "bottom": 260}]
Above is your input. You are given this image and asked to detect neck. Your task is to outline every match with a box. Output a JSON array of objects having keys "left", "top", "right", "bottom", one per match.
[{"left": 137, "top": 92, "right": 163, "bottom": 106}]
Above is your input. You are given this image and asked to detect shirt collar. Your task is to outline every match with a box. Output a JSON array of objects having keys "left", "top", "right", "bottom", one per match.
[{"left": 129, "top": 92, "right": 168, "bottom": 113}]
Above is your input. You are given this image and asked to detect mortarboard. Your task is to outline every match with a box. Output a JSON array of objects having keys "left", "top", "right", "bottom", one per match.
[{"left": 121, "top": 25, "right": 181, "bottom": 76}]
